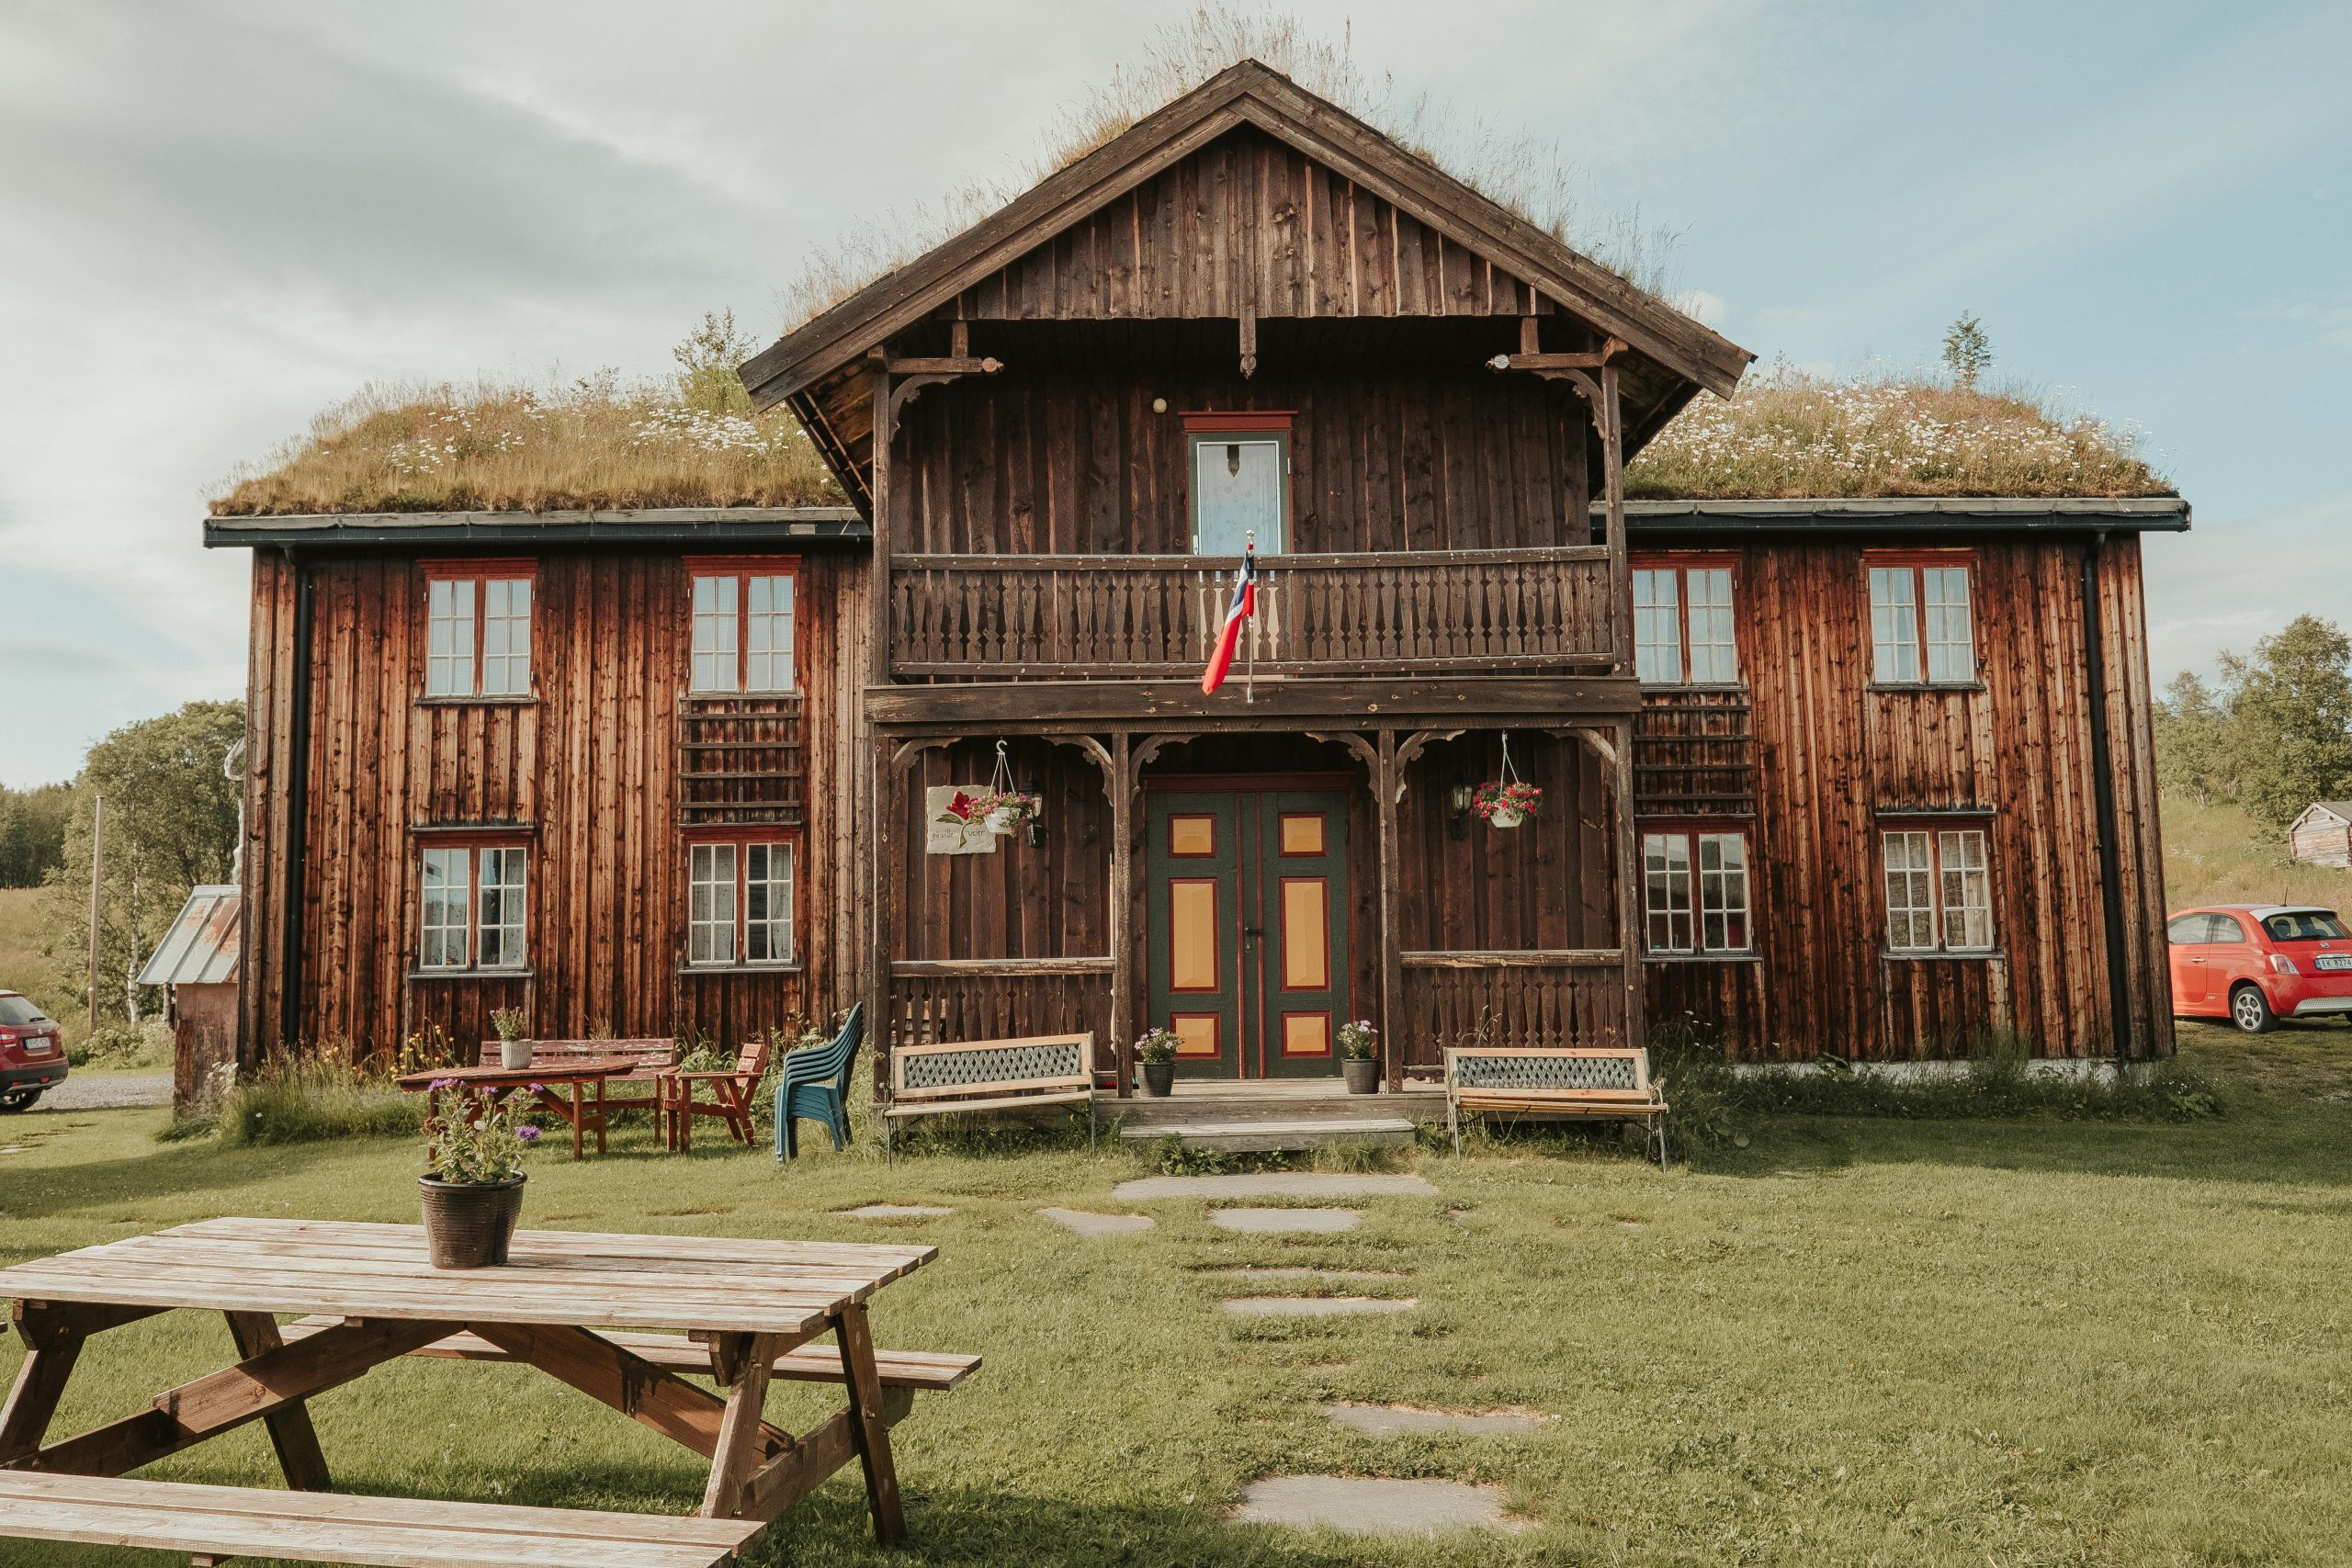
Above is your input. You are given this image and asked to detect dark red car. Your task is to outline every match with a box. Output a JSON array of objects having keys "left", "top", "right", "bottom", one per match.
[
  {"left": 0, "top": 989, "right": 67, "bottom": 1111},
  {"left": 2166, "top": 905, "right": 2352, "bottom": 1033}
]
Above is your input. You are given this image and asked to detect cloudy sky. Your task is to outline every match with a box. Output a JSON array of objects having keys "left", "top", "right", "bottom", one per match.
[{"left": 1, "top": 0, "right": 2346, "bottom": 786}]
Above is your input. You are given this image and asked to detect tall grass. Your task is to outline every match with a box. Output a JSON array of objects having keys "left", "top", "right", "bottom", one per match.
[
  {"left": 781, "top": 6, "right": 1684, "bottom": 328},
  {"left": 2163, "top": 791, "right": 2351, "bottom": 909},
  {"left": 215, "top": 1054, "right": 422, "bottom": 1146},
  {"left": 1627, "top": 366, "right": 2170, "bottom": 500}
]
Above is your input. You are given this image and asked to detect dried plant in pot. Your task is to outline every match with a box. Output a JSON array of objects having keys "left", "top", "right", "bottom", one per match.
[
  {"left": 491, "top": 1006, "right": 532, "bottom": 1070},
  {"left": 1338, "top": 1020, "right": 1381, "bottom": 1094},
  {"left": 1135, "top": 1027, "right": 1181, "bottom": 1097},
  {"left": 418, "top": 1083, "right": 540, "bottom": 1269}
]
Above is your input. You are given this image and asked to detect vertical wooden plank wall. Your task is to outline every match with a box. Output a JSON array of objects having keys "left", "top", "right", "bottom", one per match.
[{"left": 239, "top": 547, "right": 868, "bottom": 1060}]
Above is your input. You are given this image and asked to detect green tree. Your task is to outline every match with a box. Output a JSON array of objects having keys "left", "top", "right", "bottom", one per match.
[
  {"left": 2154, "top": 670, "right": 2241, "bottom": 807},
  {"left": 1942, "top": 311, "right": 1992, "bottom": 389},
  {"left": 42, "top": 701, "right": 245, "bottom": 1023},
  {"left": 2221, "top": 615, "right": 2352, "bottom": 832},
  {"left": 673, "top": 309, "right": 757, "bottom": 416},
  {"left": 0, "top": 781, "right": 72, "bottom": 886}
]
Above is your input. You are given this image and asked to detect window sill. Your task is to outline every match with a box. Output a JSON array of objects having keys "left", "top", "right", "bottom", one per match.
[
  {"left": 1881, "top": 949, "right": 2003, "bottom": 963},
  {"left": 1867, "top": 682, "right": 1984, "bottom": 694},
  {"left": 416, "top": 695, "right": 537, "bottom": 708},
  {"left": 678, "top": 962, "right": 804, "bottom": 976},
  {"left": 408, "top": 967, "right": 534, "bottom": 982},
  {"left": 684, "top": 689, "right": 801, "bottom": 701},
  {"left": 1639, "top": 682, "right": 1748, "bottom": 695},
  {"left": 1642, "top": 952, "right": 1761, "bottom": 964}
]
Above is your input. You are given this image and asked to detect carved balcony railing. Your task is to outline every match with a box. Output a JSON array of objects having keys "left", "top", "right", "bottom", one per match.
[{"left": 888, "top": 547, "right": 1621, "bottom": 680}]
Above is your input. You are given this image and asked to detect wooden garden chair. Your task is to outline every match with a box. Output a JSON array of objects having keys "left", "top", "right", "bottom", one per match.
[
  {"left": 776, "top": 1004, "right": 865, "bottom": 1160},
  {"left": 659, "top": 1036, "right": 773, "bottom": 1153}
]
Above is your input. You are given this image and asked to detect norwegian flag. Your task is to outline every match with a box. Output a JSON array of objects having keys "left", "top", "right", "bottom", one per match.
[{"left": 1199, "top": 546, "right": 1257, "bottom": 695}]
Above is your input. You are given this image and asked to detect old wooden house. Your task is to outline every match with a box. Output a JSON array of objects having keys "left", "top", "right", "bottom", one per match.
[
  {"left": 2288, "top": 803, "right": 2352, "bottom": 870},
  {"left": 208, "top": 62, "right": 2181, "bottom": 1100}
]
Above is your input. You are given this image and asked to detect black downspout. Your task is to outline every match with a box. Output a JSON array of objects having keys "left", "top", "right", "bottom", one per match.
[
  {"left": 278, "top": 549, "right": 313, "bottom": 1057},
  {"left": 2080, "top": 532, "right": 2135, "bottom": 1064}
]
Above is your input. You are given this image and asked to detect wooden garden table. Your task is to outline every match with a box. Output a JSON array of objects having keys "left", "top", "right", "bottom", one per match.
[
  {"left": 0, "top": 1217, "right": 937, "bottom": 1540},
  {"left": 395, "top": 1056, "right": 641, "bottom": 1159}
]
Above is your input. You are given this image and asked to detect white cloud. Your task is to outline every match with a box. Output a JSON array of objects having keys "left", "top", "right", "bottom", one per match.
[
  {"left": 2143, "top": 492, "right": 2352, "bottom": 684},
  {"left": 1672, "top": 289, "right": 1729, "bottom": 328}
]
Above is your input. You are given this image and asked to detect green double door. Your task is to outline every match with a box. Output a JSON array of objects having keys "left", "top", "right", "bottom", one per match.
[{"left": 1145, "top": 788, "right": 1350, "bottom": 1078}]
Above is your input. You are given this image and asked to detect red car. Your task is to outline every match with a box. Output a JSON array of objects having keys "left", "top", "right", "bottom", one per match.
[
  {"left": 2167, "top": 905, "right": 2352, "bottom": 1033},
  {"left": 0, "top": 989, "right": 68, "bottom": 1111}
]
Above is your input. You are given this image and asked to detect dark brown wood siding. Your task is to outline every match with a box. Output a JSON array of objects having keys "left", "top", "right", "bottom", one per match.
[
  {"left": 1636, "top": 534, "right": 2173, "bottom": 1060},
  {"left": 239, "top": 547, "right": 869, "bottom": 1063}
]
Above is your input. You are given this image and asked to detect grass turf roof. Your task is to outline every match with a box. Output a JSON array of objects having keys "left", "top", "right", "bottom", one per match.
[{"left": 212, "top": 371, "right": 2167, "bottom": 517}]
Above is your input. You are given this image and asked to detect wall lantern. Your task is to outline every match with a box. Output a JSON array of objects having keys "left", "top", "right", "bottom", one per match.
[
  {"left": 1025, "top": 777, "right": 1046, "bottom": 849},
  {"left": 1152, "top": 397, "right": 1169, "bottom": 414},
  {"left": 1449, "top": 778, "right": 1475, "bottom": 840}
]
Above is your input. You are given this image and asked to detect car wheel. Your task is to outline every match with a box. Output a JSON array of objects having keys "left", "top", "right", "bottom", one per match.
[
  {"left": 2229, "top": 984, "right": 2278, "bottom": 1034},
  {"left": 0, "top": 1088, "right": 40, "bottom": 1113}
]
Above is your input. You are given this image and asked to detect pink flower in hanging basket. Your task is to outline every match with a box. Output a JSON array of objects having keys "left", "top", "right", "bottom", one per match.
[{"left": 1471, "top": 781, "right": 1544, "bottom": 822}]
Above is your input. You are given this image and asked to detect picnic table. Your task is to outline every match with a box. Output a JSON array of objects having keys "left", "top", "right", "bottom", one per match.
[
  {"left": 396, "top": 1056, "right": 644, "bottom": 1159},
  {"left": 0, "top": 1217, "right": 966, "bottom": 1565}
]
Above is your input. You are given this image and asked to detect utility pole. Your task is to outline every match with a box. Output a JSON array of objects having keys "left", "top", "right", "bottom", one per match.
[{"left": 86, "top": 794, "right": 104, "bottom": 1033}]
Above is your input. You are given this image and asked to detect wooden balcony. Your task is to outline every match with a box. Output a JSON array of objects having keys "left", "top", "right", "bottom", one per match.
[{"left": 888, "top": 547, "right": 1622, "bottom": 681}]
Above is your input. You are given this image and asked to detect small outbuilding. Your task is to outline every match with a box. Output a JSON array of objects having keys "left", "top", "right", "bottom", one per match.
[
  {"left": 136, "top": 885, "right": 242, "bottom": 1113},
  {"left": 2289, "top": 803, "right": 2352, "bottom": 870}
]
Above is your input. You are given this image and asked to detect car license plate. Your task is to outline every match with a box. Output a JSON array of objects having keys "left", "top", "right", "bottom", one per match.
[
  {"left": 22, "top": 1037, "right": 51, "bottom": 1055},
  {"left": 2318, "top": 953, "right": 2352, "bottom": 972}
]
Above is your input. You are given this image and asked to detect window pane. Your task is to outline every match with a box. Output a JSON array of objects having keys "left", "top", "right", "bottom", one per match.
[
  {"left": 1884, "top": 830, "right": 1936, "bottom": 950},
  {"left": 744, "top": 575, "right": 795, "bottom": 692},
  {"left": 744, "top": 841, "right": 794, "bottom": 963},
  {"left": 476, "top": 846, "right": 527, "bottom": 968},
  {"left": 1643, "top": 832, "right": 1693, "bottom": 953},
  {"left": 1870, "top": 567, "right": 1919, "bottom": 683},
  {"left": 1633, "top": 569, "right": 1682, "bottom": 684},
  {"left": 691, "top": 574, "right": 739, "bottom": 694},
  {"left": 1686, "top": 569, "right": 1739, "bottom": 684},
  {"left": 1939, "top": 830, "right": 1992, "bottom": 949},
  {"left": 481, "top": 578, "right": 532, "bottom": 696},
  {"left": 1193, "top": 438, "right": 1283, "bottom": 555},
  {"left": 426, "top": 579, "right": 475, "bottom": 697},
  {"left": 1698, "top": 832, "right": 1750, "bottom": 953},
  {"left": 1923, "top": 567, "right": 1974, "bottom": 684},
  {"left": 419, "top": 848, "right": 470, "bottom": 968},
  {"left": 688, "top": 842, "right": 737, "bottom": 964}
]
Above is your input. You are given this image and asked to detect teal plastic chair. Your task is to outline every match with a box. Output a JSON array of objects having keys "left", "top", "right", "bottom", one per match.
[{"left": 776, "top": 1004, "right": 864, "bottom": 1161}]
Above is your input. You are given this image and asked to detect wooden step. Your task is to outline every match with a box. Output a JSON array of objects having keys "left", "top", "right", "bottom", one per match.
[
  {"left": 0, "top": 1470, "right": 762, "bottom": 1568},
  {"left": 283, "top": 1317, "right": 979, "bottom": 1392},
  {"left": 1117, "top": 1117, "right": 1418, "bottom": 1153}
]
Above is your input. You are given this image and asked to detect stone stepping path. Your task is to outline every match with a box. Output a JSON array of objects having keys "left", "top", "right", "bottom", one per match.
[
  {"left": 1210, "top": 1207, "right": 1360, "bottom": 1235},
  {"left": 1324, "top": 1404, "right": 1549, "bottom": 1438},
  {"left": 1204, "top": 1266, "right": 1406, "bottom": 1282},
  {"left": 1232, "top": 1476, "right": 1521, "bottom": 1536},
  {"left": 836, "top": 1203, "right": 954, "bottom": 1219},
  {"left": 1221, "top": 1296, "right": 1416, "bottom": 1318},
  {"left": 1038, "top": 1207, "right": 1154, "bottom": 1236},
  {"left": 1112, "top": 1172, "right": 1435, "bottom": 1201}
]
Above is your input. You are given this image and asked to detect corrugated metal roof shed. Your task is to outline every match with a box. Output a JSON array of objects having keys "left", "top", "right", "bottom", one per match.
[{"left": 138, "top": 886, "right": 241, "bottom": 987}]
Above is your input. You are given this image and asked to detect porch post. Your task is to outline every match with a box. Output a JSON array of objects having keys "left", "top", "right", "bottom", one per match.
[
  {"left": 869, "top": 733, "right": 896, "bottom": 1095},
  {"left": 1376, "top": 728, "right": 1404, "bottom": 1093},
  {"left": 1109, "top": 731, "right": 1134, "bottom": 1099},
  {"left": 1600, "top": 361, "right": 1628, "bottom": 676},
  {"left": 1613, "top": 714, "right": 1644, "bottom": 1054}
]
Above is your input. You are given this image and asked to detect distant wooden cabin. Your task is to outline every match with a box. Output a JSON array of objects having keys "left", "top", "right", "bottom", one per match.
[
  {"left": 2290, "top": 803, "right": 2352, "bottom": 870},
  {"left": 206, "top": 62, "right": 2182, "bottom": 1087},
  {"left": 136, "top": 885, "right": 241, "bottom": 1112}
]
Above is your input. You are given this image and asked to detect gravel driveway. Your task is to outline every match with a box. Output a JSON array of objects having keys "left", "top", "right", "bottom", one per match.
[{"left": 27, "top": 1073, "right": 172, "bottom": 1111}]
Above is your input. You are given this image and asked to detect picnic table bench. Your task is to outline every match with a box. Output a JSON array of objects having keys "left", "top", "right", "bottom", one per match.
[
  {"left": 0, "top": 1217, "right": 977, "bottom": 1565},
  {"left": 1444, "top": 1044, "right": 1671, "bottom": 1167}
]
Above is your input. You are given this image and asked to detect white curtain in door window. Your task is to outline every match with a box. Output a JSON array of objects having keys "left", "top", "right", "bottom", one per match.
[{"left": 1193, "top": 439, "right": 1283, "bottom": 554}]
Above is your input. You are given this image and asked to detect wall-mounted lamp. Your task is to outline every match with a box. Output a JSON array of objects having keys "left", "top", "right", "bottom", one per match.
[
  {"left": 1152, "top": 397, "right": 1169, "bottom": 414},
  {"left": 1024, "top": 777, "right": 1045, "bottom": 849},
  {"left": 1449, "top": 778, "right": 1475, "bottom": 840}
]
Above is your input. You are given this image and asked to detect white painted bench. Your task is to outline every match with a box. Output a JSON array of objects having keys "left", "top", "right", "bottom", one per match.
[
  {"left": 1444, "top": 1045, "right": 1670, "bottom": 1167},
  {"left": 0, "top": 1470, "right": 763, "bottom": 1568},
  {"left": 883, "top": 1032, "right": 1096, "bottom": 1160}
]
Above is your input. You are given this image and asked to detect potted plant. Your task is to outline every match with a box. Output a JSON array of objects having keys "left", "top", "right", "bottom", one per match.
[
  {"left": 491, "top": 1006, "right": 531, "bottom": 1070},
  {"left": 1135, "top": 1027, "right": 1180, "bottom": 1097},
  {"left": 1473, "top": 780, "right": 1544, "bottom": 829},
  {"left": 418, "top": 1083, "right": 540, "bottom": 1269},
  {"left": 977, "top": 789, "right": 1042, "bottom": 835},
  {"left": 1338, "top": 1020, "right": 1380, "bottom": 1094}
]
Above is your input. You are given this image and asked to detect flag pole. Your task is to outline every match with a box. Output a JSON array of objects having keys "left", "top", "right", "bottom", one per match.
[{"left": 1244, "top": 531, "right": 1255, "bottom": 705}]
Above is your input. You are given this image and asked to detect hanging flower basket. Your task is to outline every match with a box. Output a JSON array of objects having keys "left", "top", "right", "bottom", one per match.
[
  {"left": 977, "top": 790, "right": 1042, "bottom": 835},
  {"left": 1473, "top": 734, "right": 1542, "bottom": 829}
]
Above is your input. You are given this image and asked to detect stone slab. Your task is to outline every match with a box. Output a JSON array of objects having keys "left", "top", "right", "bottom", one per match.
[
  {"left": 1113, "top": 1172, "right": 1436, "bottom": 1201},
  {"left": 837, "top": 1203, "right": 954, "bottom": 1219},
  {"left": 1116, "top": 1118, "right": 1416, "bottom": 1153},
  {"left": 1204, "top": 1266, "right": 1407, "bottom": 1281},
  {"left": 1324, "top": 1404, "right": 1549, "bottom": 1438},
  {"left": 1221, "top": 1296, "right": 1417, "bottom": 1317},
  {"left": 1209, "top": 1207, "right": 1361, "bottom": 1234},
  {"left": 1231, "top": 1475, "right": 1522, "bottom": 1536},
  {"left": 1038, "top": 1207, "right": 1155, "bottom": 1236}
]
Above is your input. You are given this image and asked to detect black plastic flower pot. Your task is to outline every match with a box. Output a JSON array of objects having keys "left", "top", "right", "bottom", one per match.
[
  {"left": 1341, "top": 1058, "right": 1380, "bottom": 1094},
  {"left": 418, "top": 1175, "right": 526, "bottom": 1269},
  {"left": 1141, "top": 1062, "right": 1175, "bottom": 1097}
]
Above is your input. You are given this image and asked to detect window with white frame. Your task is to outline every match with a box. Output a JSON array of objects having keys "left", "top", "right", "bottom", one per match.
[
  {"left": 1642, "top": 828, "right": 1752, "bottom": 955},
  {"left": 417, "top": 841, "right": 529, "bottom": 971},
  {"left": 1869, "top": 558, "right": 1975, "bottom": 685},
  {"left": 424, "top": 566, "right": 534, "bottom": 698},
  {"left": 1633, "top": 561, "right": 1739, "bottom": 685},
  {"left": 686, "top": 838, "right": 796, "bottom": 967},
  {"left": 1882, "top": 826, "right": 1993, "bottom": 953},
  {"left": 689, "top": 562, "right": 797, "bottom": 694}
]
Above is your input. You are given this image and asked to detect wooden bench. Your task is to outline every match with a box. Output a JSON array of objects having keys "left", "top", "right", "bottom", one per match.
[
  {"left": 0, "top": 1470, "right": 764, "bottom": 1567},
  {"left": 283, "top": 1315, "right": 983, "bottom": 1393},
  {"left": 481, "top": 1038, "right": 677, "bottom": 1120},
  {"left": 1444, "top": 1045, "right": 1671, "bottom": 1168},
  {"left": 882, "top": 1032, "right": 1096, "bottom": 1161}
]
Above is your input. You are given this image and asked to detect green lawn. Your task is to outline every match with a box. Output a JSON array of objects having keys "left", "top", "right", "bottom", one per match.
[{"left": 4, "top": 1021, "right": 2351, "bottom": 1566}]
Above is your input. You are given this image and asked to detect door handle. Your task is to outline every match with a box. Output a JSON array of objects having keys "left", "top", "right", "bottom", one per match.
[{"left": 1242, "top": 926, "right": 1264, "bottom": 939}]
